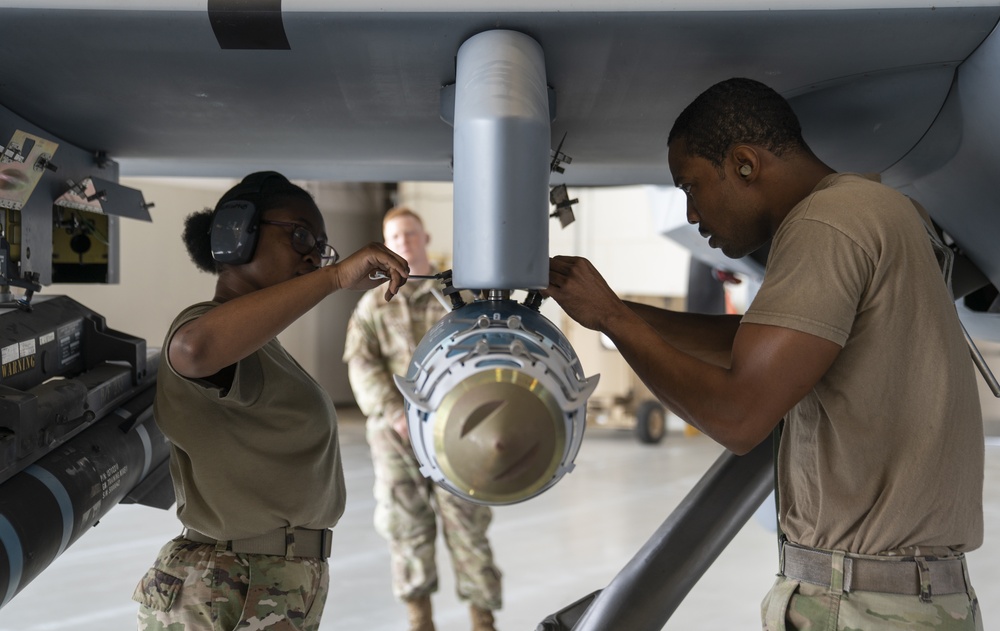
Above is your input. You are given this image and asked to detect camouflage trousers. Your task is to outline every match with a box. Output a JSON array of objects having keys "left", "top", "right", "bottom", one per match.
[
  {"left": 368, "top": 416, "right": 502, "bottom": 610},
  {"left": 761, "top": 549, "right": 983, "bottom": 630},
  {"left": 133, "top": 537, "right": 329, "bottom": 631}
]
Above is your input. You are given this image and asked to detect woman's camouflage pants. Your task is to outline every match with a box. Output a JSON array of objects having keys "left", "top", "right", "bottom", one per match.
[{"left": 134, "top": 537, "right": 329, "bottom": 630}]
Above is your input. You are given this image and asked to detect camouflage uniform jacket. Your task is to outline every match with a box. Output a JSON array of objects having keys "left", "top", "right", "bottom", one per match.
[{"left": 343, "top": 268, "right": 451, "bottom": 423}]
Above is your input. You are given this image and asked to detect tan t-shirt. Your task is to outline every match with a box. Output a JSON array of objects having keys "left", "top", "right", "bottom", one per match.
[
  {"left": 154, "top": 302, "right": 346, "bottom": 541},
  {"left": 743, "top": 173, "right": 984, "bottom": 555}
]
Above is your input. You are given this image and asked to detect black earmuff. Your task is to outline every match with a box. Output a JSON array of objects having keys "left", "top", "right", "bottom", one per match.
[
  {"left": 209, "top": 171, "right": 289, "bottom": 264},
  {"left": 210, "top": 199, "right": 261, "bottom": 264}
]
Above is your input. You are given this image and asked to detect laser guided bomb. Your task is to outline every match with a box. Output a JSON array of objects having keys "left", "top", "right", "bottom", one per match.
[
  {"left": 394, "top": 290, "right": 598, "bottom": 505},
  {"left": 393, "top": 30, "right": 599, "bottom": 505}
]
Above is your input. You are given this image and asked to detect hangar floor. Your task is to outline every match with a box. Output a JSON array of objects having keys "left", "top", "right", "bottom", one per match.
[{"left": 1, "top": 405, "right": 997, "bottom": 631}]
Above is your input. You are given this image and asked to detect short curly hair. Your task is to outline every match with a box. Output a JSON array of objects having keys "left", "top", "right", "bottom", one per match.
[
  {"left": 182, "top": 209, "right": 218, "bottom": 273},
  {"left": 668, "top": 78, "right": 807, "bottom": 169},
  {"left": 181, "top": 171, "right": 315, "bottom": 274}
]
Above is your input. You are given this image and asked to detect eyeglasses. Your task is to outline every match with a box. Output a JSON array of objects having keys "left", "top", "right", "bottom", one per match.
[{"left": 260, "top": 220, "right": 340, "bottom": 266}]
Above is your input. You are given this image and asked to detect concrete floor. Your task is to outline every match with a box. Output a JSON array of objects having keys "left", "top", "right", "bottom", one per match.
[{"left": 1, "top": 406, "right": 997, "bottom": 631}]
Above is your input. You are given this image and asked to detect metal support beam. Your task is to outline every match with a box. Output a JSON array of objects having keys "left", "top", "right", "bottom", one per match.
[{"left": 540, "top": 438, "right": 773, "bottom": 631}]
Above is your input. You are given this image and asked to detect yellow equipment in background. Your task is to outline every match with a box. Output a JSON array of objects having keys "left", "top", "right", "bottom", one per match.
[{"left": 562, "top": 294, "right": 699, "bottom": 444}]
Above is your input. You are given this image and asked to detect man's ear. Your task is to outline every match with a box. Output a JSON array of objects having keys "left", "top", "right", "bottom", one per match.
[{"left": 731, "top": 145, "right": 760, "bottom": 181}]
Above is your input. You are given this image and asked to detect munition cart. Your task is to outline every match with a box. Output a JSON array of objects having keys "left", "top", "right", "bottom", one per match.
[{"left": 562, "top": 295, "right": 688, "bottom": 444}]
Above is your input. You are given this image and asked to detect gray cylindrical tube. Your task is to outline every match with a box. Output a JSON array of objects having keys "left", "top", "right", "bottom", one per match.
[
  {"left": 453, "top": 30, "right": 550, "bottom": 290},
  {"left": 570, "top": 441, "right": 773, "bottom": 631}
]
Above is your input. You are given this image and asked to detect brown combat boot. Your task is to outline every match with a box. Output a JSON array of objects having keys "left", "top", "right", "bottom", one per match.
[
  {"left": 470, "top": 605, "right": 497, "bottom": 631},
  {"left": 405, "top": 595, "right": 435, "bottom": 631}
]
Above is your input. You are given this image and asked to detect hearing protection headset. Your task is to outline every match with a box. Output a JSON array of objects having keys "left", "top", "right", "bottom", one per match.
[{"left": 209, "top": 171, "right": 289, "bottom": 265}]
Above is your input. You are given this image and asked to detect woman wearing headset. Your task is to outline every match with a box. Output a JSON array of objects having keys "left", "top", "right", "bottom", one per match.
[{"left": 133, "top": 172, "right": 408, "bottom": 631}]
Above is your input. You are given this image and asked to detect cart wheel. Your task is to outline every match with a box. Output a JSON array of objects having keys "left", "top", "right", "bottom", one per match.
[{"left": 634, "top": 400, "right": 667, "bottom": 444}]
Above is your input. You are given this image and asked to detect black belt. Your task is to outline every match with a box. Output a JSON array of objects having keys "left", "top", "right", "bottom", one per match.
[
  {"left": 183, "top": 526, "right": 332, "bottom": 560},
  {"left": 781, "top": 542, "right": 968, "bottom": 600}
]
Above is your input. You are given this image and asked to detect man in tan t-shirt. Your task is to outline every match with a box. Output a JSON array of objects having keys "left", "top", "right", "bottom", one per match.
[{"left": 545, "top": 78, "right": 984, "bottom": 629}]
